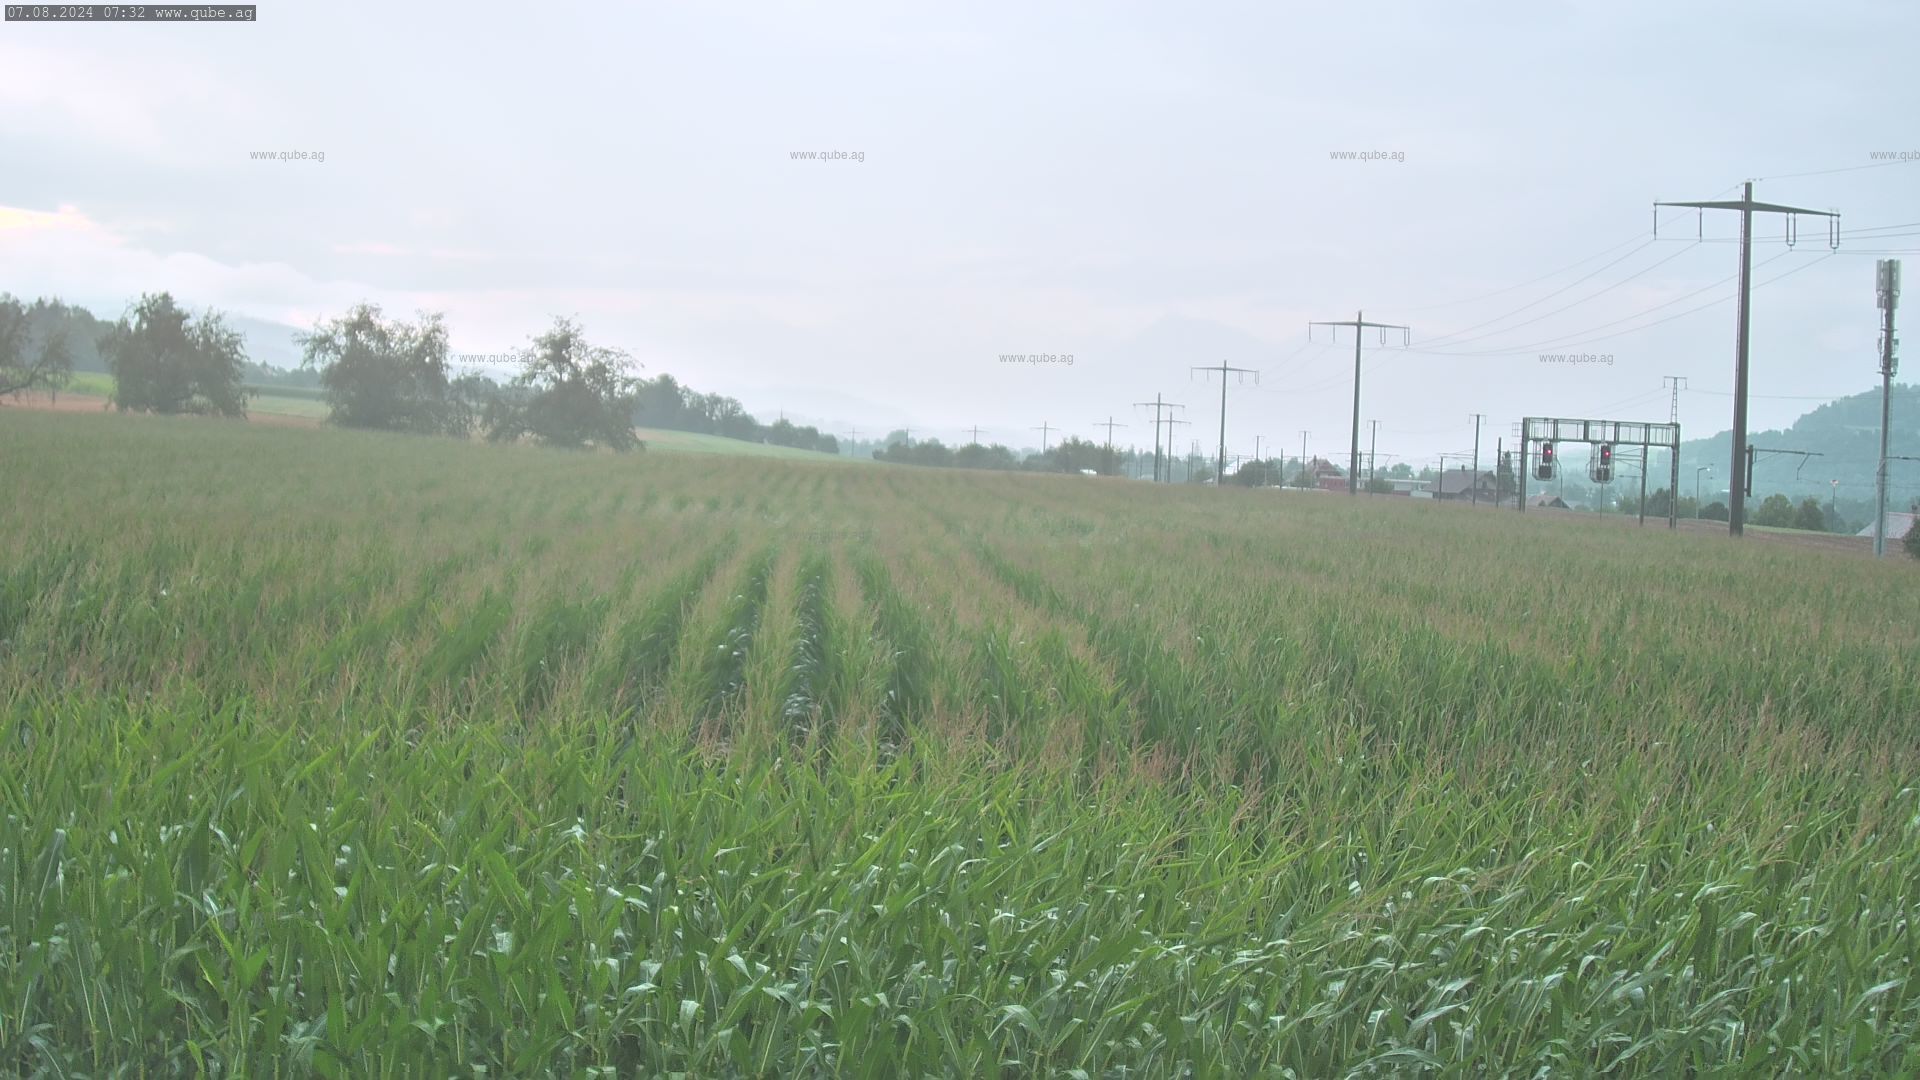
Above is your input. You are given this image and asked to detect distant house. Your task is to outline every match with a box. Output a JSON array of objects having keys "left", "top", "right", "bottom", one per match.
[
  {"left": 1301, "top": 456, "right": 1347, "bottom": 492},
  {"left": 1528, "top": 493, "right": 1570, "bottom": 509},
  {"left": 1855, "top": 513, "right": 1916, "bottom": 541},
  {"left": 1427, "top": 467, "right": 1499, "bottom": 501}
]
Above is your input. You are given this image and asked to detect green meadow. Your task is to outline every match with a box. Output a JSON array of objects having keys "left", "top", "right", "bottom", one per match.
[{"left": 3, "top": 410, "right": 1918, "bottom": 1075}]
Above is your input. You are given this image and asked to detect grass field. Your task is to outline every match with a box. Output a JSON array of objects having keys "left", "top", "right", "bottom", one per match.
[
  {"left": 30, "top": 372, "right": 331, "bottom": 421},
  {"left": 4, "top": 410, "right": 1918, "bottom": 1075}
]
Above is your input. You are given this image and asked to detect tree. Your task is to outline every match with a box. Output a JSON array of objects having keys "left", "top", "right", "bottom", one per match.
[
  {"left": 1365, "top": 476, "right": 1394, "bottom": 494},
  {"left": 1752, "top": 493, "right": 1796, "bottom": 528},
  {"left": 485, "top": 317, "right": 643, "bottom": 450},
  {"left": 104, "top": 293, "right": 248, "bottom": 417},
  {"left": 1792, "top": 497, "right": 1826, "bottom": 532},
  {"left": 0, "top": 295, "right": 72, "bottom": 398},
  {"left": 1646, "top": 487, "right": 1702, "bottom": 520},
  {"left": 1700, "top": 501, "right": 1730, "bottom": 522},
  {"left": 1906, "top": 519, "right": 1920, "bottom": 560},
  {"left": 449, "top": 373, "right": 502, "bottom": 437},
  {"left": 299, "top": 305, "right": 466, "bottom": 435},
  {"left": 1231, "top": 458, "right": 1284, "bottom": 486}
]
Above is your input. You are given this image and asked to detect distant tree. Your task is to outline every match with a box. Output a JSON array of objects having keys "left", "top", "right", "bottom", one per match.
[
  {"left": 1906, "top": 519, "right": 1920, "bottom": 560},
  {"left": 104, "top": 293, "right": 248, "bottom": 417},
  {"left": 298, "top": 304, "right": 465, "bottom": 435},
  {"left": 0, "top": 295, "right": 72, "bottom": 398},
  {"left": 1365, "top": 476, "right": 1394, "bottom": 494},
  {"left": 631, "top": 374, "right": 690, "bottom": 430},
  {"left": 953, "top": 442, "right": 1018, "bottom": 470},
  {"left": 1231, "top": 458, "right": 1284, "bottom": 486},
  {"left": 1752, "top": 493, "right": 1796, "bottom": 528},
  {"left": 1291, "top": 469, "right": 1313, "bottom": 488},
  {"left": 1496, "top": 451, "right": 1516, "bottom": 501},
  {"left": 1386, "top": 462, "right": 1414, "bottom": 480},
  {"left": 1700, "top": 501, "right": 1730, "bottom": 522},
  {"left": 1792, "top": 497, "right": 1826, "bottom": 532},
  {"left": 449, "top": 373, "right": 502, "bottom": 437},
  {"left": 485, "top": 317, "right": 642, "bottom": 450}
]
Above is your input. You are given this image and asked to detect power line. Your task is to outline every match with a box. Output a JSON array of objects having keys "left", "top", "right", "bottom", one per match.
[
  {"left": 1753, "top": 158, "right": 1919, "bottom": 182},
  {"left": 1416, "top": 241, "right": 1702, "bottom": 351},
  {"left": 1407, "top": 249, "right": 1827, "bottom": 360},
  {"left": 1395, "top": 189, "right": 1744, "bottom": 315}
]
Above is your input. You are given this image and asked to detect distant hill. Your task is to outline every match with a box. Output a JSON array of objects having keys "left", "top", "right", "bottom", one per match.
[{"left": 1677, "top": 384, "right": 1920, "bottom": 500}]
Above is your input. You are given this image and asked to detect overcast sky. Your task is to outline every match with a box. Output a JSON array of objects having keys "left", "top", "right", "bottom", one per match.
[{"left": 3, "top": 0, "right": 1916, "bottom": 464}]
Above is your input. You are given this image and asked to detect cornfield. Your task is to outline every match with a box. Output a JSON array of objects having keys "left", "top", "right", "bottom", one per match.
[{"left": 4, "top": 410, "right": 1918, "bottom": 1075}]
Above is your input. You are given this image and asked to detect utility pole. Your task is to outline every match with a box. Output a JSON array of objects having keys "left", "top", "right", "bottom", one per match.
[
  {"left": 1032, "top": 421, "right": 1055, "bottom": 456},
  {"left": 1133, "top": 395, "right": 1185, "bottom": 482},
  {"left": 967, "top": 425, "right": 986, "bottom": 446},
  {"left": 1656, "top": 182, "right": 1840, "bottom": 536},
  {"left": 1875, "top": 259, "right": 1901, "bottom": 557},
  {"left": 845, "top": 426, "right": 860, "bottom": 457},
  {"left": 1663, "top": 375, "right": 1687, "bottom": 424},
  {"left": 1299, "top": 431, "right": 1310, "bottom": 488},
  {"left": 1368, "top": 420, "right": 1380, "bottom": 487},
  {"left": 1192, "top": 361, "right": 1259, "bottom": 486},
  {"left": 1638, "top": 447, "right": 1649, "bottom": 526},
  {"left": 1308, "top": 311, "right": 1411, "bottom": 495},
  {"left": 1094, "top": 416, "right": 1127, "bottom": 475},
  {"left": 1495, "top": 437, "right": 1504, "bottom": 506},
  {"left": 1469, "top": 413, "right": 1485, "bottom": 507},
  {"left": 1166, "top": 420, "right": 1192, "bottom": 480},
  {"left": 1661, "top": 376, "right": 1686, "bottom": 506}
]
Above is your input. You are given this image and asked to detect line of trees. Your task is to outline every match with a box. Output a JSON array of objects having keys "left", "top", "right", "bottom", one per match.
[
  {"left": 629, "top": 374, "right": 837, "bottom": 454},
  {"left": 871, "top": 435, "right": 1129, "bottom": 474},
  {"left": 297, "top": 306, "right": 643, "bottom": 451},
  {"left": 6, "top": 292, "right": 841, "bottom": 458}
]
